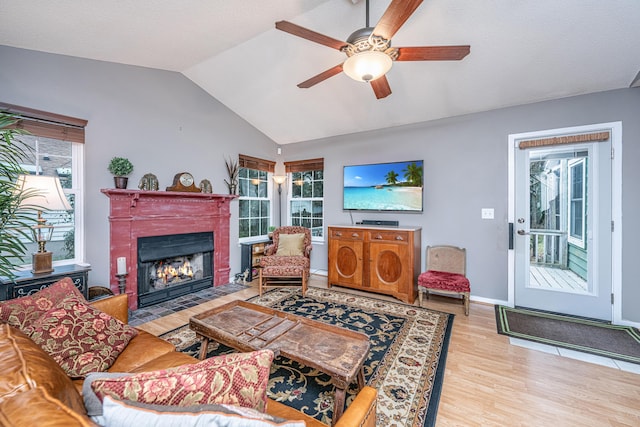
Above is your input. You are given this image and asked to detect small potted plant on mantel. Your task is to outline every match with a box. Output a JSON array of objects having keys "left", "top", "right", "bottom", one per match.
[{"left": 108, "top": 157, "right": 134, "bottom": 189}]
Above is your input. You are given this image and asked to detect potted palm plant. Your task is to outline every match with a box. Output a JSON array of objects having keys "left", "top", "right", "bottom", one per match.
[
  {"left": 0, "top": 112, "right": 35, "bottom": 279},
  {"left": 108, "top": 157, "right": 134, "bottom": 189}
]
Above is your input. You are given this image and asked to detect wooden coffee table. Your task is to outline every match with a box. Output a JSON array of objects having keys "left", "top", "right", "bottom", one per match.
[{"left": 189, "top": 300, "right": 370, "bottom": 424}]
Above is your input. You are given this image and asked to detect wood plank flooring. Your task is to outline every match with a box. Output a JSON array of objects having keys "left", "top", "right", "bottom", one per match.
[{"left": 137, "top": 275, "right": 640, "bottom": 427}]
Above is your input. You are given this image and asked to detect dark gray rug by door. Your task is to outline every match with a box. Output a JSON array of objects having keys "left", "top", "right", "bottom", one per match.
[{"left": 495, "top": 305, "right": 640, "bottom": 364}]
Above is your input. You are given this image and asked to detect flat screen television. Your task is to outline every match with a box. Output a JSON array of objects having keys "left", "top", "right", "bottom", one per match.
[{"left": 343, "top": 160, "right": 424, "bottom": 212}]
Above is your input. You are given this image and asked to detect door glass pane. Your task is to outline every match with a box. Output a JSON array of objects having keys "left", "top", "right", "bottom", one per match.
[{"left": 528, "top": 149, "right": 588, "bottom": 294}]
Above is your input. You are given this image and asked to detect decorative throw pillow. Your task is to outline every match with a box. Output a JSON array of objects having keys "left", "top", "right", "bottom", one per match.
[
  {"left": 101, "top": 396, "right": 307, "bottom": 427},
  {"left": 83, "top": 372, "right": 133, "bottom": 417},
  {"left": 0, "top": 277, "right": 84, "bottom": 334},
  {"left": 275, "top": 233, "right": 305, "bottom": 256},
  {"left": 29, "top": 292, "right": 138, "bottom": 378},
  {"left": 91, "top": 349, "right": 275, "bottom": 412}
]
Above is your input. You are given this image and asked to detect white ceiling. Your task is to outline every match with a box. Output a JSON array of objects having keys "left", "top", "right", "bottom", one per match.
[{"left": 1, "top": 0, "right": 639, "bottom": 145}]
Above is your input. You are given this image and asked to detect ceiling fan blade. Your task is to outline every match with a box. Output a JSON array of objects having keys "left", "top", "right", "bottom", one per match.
[
  {"left": 370, "top": 75, "right": 392, "bottom": 99},
  {"left": 297, "top": 64, "right": 344, "bottom": 88},
  {"left": 373, "top": 0, "right": 423, "bottom": 40},
  {"left": 396, "top": 45, "right": 470, "bottom": 61},
  {"left": 276, "top": 21, "right": 347, "bottom": 51}
]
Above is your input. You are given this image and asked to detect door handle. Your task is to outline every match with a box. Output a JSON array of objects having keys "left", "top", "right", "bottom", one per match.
[{"left": 517, "top": 229, "right": 529, "bottom": 235}]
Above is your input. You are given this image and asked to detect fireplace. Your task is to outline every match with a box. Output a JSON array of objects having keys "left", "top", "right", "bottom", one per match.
[
  {"left": 102, "top": 189, "right": 236, "bottom": 310},
  {"left": 137, "top": 232, "right": 214, "bottom": 308}
]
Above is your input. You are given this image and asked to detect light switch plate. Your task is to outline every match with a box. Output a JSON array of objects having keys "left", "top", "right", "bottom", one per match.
[{"left": 481, "top": 208, "right": 494, "bottom": 219}]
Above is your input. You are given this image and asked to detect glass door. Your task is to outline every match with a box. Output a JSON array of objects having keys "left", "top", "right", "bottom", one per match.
[{"left": 514, "top": 139, "right": 612, "bottom": 320}]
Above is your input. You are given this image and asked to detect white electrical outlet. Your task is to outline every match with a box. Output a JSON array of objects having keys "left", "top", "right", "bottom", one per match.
[{"left": 481, "top": 208, "right": 494, "bottom": 219}]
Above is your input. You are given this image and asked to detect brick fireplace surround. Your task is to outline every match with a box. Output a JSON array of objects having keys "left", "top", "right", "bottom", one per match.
[{"left": 101, "top": 189, "right": 237, "bottom": 310}]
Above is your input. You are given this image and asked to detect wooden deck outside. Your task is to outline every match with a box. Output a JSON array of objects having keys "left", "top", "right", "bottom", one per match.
[{"left": 529, "top": 264, "right": 588, "bottom": 292}]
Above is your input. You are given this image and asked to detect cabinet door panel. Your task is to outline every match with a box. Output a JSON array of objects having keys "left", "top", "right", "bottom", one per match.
[
  {"left": 328, "top": 239, "right": 363, "bottom": 287},
  {"left": 369, "top": 242, "right": 410, "bottom": 292}
]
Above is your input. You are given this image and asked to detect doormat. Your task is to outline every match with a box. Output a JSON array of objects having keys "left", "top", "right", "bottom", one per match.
[
  {"left": 495, "top": 305, "right": 640, "bottom": 364},
  {"left": 161, "top": 287, "right": 454, "bottom": 427}
]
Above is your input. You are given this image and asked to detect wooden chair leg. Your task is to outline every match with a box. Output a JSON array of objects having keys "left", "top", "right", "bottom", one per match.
[
  {"left": 418, "top": 288, "right": 423, "bottom": 307},
  {"left": 259, "top": 269, "right": 264, "bottom": 296},
  {"left": 301, "top": 270, "right": 307, "bottom": 296},
  {"left": 463, "top": 293, "right": 470, "bottom": 316}
]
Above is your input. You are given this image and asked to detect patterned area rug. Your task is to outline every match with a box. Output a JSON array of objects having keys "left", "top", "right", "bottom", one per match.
[
  {"left": 496, "top": 305, "right": 640, "bottom": 364},
  {"left": 160, "top": 288, "right": 454, "bottom": 426}
]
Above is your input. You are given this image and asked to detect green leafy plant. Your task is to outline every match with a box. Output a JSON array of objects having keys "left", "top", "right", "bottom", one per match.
[
  {"left": 108, "top": 157, "right": 133, "bottom": 176},
  {"left": 0, "top": 112, "right": 35, "bottom": 279}
]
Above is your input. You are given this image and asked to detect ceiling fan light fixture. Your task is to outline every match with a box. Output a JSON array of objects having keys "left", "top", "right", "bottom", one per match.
[{"left": 343, "top": 51, "right": 393, "bottom": 83}]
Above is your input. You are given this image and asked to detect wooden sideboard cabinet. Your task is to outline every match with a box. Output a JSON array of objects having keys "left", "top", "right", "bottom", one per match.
[
  {"left": 0, "top": 264, "right": 91, "bottom": 301},
  {"left": 328, "top": 225, "right": 421, "bottom": 304}
]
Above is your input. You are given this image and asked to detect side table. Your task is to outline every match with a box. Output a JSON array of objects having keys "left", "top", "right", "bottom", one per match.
[{"left": 0, "top": 264, "right": 91, "bottom": 301}]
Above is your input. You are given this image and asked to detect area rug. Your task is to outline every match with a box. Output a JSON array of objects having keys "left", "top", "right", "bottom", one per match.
[
  {"left": 495, "top": 305, "right": 640, "bottom": 364},
  {"left": 161, "top": 287, "right": 454, "bottom": 426}
]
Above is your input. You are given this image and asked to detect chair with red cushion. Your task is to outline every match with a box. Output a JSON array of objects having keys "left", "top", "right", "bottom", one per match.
[
  {"left": 418, "top": 245, "right": 470, "bottom": 315},
  {"left": 258, "top": 226, "right": 312, "bottom": 296}
]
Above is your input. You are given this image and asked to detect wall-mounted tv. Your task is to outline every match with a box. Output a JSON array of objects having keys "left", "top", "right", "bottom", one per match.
[{"left": 343, "top": 160, "right": 424, "bottom": 212}]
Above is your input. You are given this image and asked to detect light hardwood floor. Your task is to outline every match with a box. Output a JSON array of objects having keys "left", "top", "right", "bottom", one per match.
[{"left": 137, "top": 275, "right": 640, "bottom": 427}]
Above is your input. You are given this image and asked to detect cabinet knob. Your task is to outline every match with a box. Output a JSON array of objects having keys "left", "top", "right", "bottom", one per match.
[
  {"left": 352, "top": 233, "right": 359, "bottom": 238},
  {"left": 395, "top": 236, "right": 404, "bottom": 241},
  {"left": 375, "top": 235, "right": 382, "bottom": 239},
  {"left": 336, "top": 232, "right": 342, "bottom": 237}
]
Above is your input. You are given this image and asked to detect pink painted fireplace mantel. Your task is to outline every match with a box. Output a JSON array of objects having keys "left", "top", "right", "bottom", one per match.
[{"left": 101, "top": 189, "right": 237, "bottom": 310}]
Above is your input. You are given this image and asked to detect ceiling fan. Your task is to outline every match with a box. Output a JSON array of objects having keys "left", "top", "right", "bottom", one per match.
[{"left": 275, "top": 0, "right": 470, "bottom": 99}]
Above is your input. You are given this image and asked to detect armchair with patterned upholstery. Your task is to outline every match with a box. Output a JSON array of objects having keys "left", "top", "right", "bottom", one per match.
[{"left": 258, "top": 226, "right": 312, "bottom": 296}]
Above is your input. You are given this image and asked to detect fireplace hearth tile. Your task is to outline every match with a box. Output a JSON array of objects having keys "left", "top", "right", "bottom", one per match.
[{"left": 129, "top": 282, "right": 249, "bottom": 327}]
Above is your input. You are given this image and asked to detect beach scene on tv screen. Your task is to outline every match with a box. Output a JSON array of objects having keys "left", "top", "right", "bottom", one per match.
[{"left": 344, "top": 161, "right": 423, "bottom": 211}]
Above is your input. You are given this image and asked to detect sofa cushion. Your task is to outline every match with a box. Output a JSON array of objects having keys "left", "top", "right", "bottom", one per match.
[
  {"left": 275, "top": 233, "right": 306, "bottom": 256},
  {"left": 0, "top": 277, "right": 84, "bottom": 334},
  {"left": 106, "top": 329, "right": 177, "bottom": 373},
  {"left": 101, "top": 396, "right": 306, "bottom": 427},
  {"left": 0, "top": 387, "right": 96, "bottom": 427},
  {"left": 29, "top": 292, "right": 138, "bottom": 378},
  {"left": 0, "top": 324, "right": 87, "bottom": 414},
  {"left": 91, "top": 349, "right": 275, "bottom": 412}
]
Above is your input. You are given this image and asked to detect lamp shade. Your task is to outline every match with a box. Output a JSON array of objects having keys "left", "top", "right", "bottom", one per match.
[
  {"left": 343, "top": 51, "right": 393, "bottom": 83},
  {"left": 272, "top": 175, "right": 287, "bottom": 185},
  {"left": 15, "top": 174, "right": 72, "bottom": 212}
]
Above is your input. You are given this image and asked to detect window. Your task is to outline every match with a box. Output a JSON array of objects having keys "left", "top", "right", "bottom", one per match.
[
  {"left": 1, "top": 103, "right": 86, "bottom": 268},
  {"left": 238, "top": 155, "right": 275, "bottom": 240},
  {"left": 568, "top": 158, "right": 586, "bottom": 248},
  {"left": 285, "top": 158, "right": 324, "bottom": 240}
]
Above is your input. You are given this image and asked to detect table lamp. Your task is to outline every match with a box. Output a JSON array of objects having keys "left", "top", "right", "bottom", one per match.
[{"left": 15, "top": 174, "right": 72, "bottom": 274}]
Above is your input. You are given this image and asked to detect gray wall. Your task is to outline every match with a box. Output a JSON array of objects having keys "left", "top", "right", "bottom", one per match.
[
  {"left": 2, "top": 45, "right": 638, "bottom": 322},
  {"left": 0, "top": 45, "right": 277, "bottom": 286},
  {"left": 281, "top": 89, "right": 640, "bottom": 322}
]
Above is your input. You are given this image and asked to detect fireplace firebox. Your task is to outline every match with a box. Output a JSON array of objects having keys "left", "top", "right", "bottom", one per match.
[{"left": 137, "top": 232, "right": 214, "bottom": 308}]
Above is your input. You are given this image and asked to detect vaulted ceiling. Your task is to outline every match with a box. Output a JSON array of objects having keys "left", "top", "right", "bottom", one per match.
[{"left": 1, "top": 0, "right": 638, "bottom": 144}]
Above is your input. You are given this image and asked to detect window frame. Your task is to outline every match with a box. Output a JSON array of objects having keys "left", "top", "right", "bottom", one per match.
[
  {"left": 14, "top": 135, "right": 85, "bottom": 269},
  {"left": 237, "top": 155, "right": 275, "bottom": 243},
  {"left": 567, "top": 157, "right": 586, "bottom": 248},
  {"left": 284, "top": 159, "right": 324, "bottom": 243},
  {"left": 1, "top": 103, "right": 86, "bottom": 270}
]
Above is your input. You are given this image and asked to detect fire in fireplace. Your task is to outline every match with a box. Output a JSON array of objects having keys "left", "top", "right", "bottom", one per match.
[{"left": 137, "top": 231, "right": 214, "bottom": 308}]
